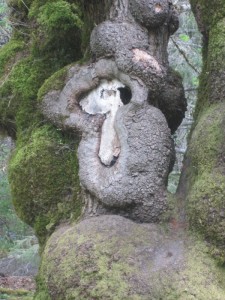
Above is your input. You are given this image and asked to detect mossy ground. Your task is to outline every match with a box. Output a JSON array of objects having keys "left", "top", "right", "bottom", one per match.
[{"left": 0, "top": 288, "right": 34, "bottom": 300}]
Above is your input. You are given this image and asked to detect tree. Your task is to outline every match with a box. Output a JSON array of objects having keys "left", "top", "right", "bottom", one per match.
[
  {"left": 0, "top": 0, "right": 225, "bottom": 299},
  {"left": 178, "top": 0, "right": 225, "bottom": 262}
]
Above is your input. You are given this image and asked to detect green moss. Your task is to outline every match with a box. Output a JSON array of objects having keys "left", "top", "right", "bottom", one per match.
[
  {"left": 36, "top": 219, "right": 225, "bottom": 299},
  {"left": 190, "top": 1, "right": 225, "bottom": 118},
  {"left": 208, "top": 19, "right": 225, "bottom": 69},
  {"left": 38, "top": 65, "right": 69, "bottom": 101},
  {"left": 34, "top": 274, "right": 51, "bottom": 300},
  {"left": 187, "top": 3, "right": 225, "bottom": 262},
  {"left": 33, "top": 290, "right": 51, "bottom": 300},
  {"left": 9, "top": 125, "right": 81, "bottom": 245},
  {"left": 190, "top": 0, "right": 225, "bottom": 30},
  {"left": 0, "top": 56, "right": 51, "bottom": 132},
  {"left": 0, "top": 2, "right": 101, "bottom": 297},
  {"left": 0, "top": 287, "right": 33, "bottom": 296},
  {"left": 188, "top": 172, "right": 225, "bottom": 249},
  {"left": 0, "top": 39, "right": 25, "bottom": 78},
  {"left": 0, "top": 0, "right": 83, "bottom": 133},
  {"left": 0, "top": 52, "right": 81, "bottom": 133},
  {"left": 0, "top": 0, "right": 84, "bottom": 248},
  {"left": 185, "top": 104, "right": 225, "bottom": 262},
  {"left": 193, "top": 55, "right": 209, "bottom": 119},
  {"left": 36, "top": 226, "right": 134, "bottom": 299},
  {"left": 175, "top": 238, "right": 225, "bottom": 299},
  {"left": 35, "top": 1, "right": 83, "bottom": 31},
  {"left": 189, "top": 104, "right": 224, "bottom": 174},
  {"left": 29, "top": 0, "right": 82, "bottom": 60}
]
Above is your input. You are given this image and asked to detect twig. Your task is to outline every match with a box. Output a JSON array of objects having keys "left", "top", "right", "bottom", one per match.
[
  {"left": 21, "top": 0, "right": 29, "bottom": 11},
  {"left": 0, "top": 25, "right": 11, "bottom": 39},
  {"left": 171, "top": 37, "right": 200, "bottom": 74}
]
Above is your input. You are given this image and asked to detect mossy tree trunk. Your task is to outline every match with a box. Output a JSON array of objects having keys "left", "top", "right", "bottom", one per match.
[
  {"left": 0, "top": 0, "right": 124, "bottom": 248},
  {"left": 2, "top": 0, "right": 225, "bottom": 299},
  {"left": 0, "top": 0, "right": 91, "bottom": 245},
  {"left": 0, "top": 0, "right": 186, "bottom": 247},
  {"left": 2, "top": 0, "right": 225, "bottom": 254},
  {"left": 178, "top": 0, "right": 225, "bottom": 262}
]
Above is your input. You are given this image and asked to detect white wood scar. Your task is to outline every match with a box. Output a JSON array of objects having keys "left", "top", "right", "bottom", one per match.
[{"left": 80, "top": 79, "right": 125, "bottom": 166}]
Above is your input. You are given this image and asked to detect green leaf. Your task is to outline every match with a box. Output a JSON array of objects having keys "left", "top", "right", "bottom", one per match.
[{"left": 179, "top": 34, "right": 190, "bottom": 42}]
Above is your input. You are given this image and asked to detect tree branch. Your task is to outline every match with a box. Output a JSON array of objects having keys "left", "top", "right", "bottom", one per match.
[{"left": 171, "top": 37, "right": 200, "bottom": 74}]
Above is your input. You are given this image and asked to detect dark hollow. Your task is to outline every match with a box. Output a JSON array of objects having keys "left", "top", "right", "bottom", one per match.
[{"left": 118, "top": 87, "right": 132, "bottom": 105}]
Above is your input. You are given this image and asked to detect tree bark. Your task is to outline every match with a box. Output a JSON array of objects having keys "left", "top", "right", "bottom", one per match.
[
  {"left": 41, "top": 0, "right": 185, "bottom": 222},
  {"left": 178, "top": 0, "right": 225, "bottom": 261}
]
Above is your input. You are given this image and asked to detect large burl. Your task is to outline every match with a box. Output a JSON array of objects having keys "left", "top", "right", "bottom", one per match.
[{"left": 41, "top": 0, "right": 186, "bottom": 222}]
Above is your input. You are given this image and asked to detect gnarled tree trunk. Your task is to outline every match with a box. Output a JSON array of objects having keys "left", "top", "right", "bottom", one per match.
[
  {"left": 41, "top": 0, "right": 186, "bottom": 223},
  {"left": 2, "top": 0, "right": 225, "bottom": 299}
]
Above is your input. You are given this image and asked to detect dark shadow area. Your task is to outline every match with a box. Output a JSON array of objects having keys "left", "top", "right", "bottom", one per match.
[{"left": 118, "top": 86, "right": 132, "bottom": 105}]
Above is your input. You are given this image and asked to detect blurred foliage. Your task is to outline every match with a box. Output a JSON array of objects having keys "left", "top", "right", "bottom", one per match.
[
  {"left": 168, "top": 0, "right": 202, "bottom": 193},
  {"left": 0, "top": 134, "right": 34, "bottom": 258},
  {"left": 0, "top": 0, "right": 11, "bottom": 45}
]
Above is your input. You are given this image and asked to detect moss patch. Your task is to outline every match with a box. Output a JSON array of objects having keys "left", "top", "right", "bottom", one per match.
[
  {"left": 0, "top": 0, "right": 84, "bottom": 133},
  {"left": 0, "top": 39, "right": 25, "bottom": 78},
  {"left": 0, "top": 2, "right": 114, "bottom": 298},
  {"left": 190, "top": 0, "right": 225, "bottom": 31},
  {"left": 185, "top": 104, "right": 225, "bottom": 262},
  {"left": 190, "top": 1, "right": 225, "bottom": 118},
  {"left": 0, "top": 0, "right": 87, "bottom": 247},
  {"left": 38, "top": 65, "right": 69, "bottom": 102},
  {"left": 0, "top": 287, "right": 33, "bottom": 296},
  {"left": 188, "top": 172, "right": 225, "bottom": 261},
  {"left": 174, "top": 238, "right": 225, "bottom": 299},
  {"left": 29, "top": 0, "right": 82, "bottom": 59},
  {"left": 188, "top": 104, "right": 224, "bottom": 174},
  {"left": 9, "top": 126, "right": 81, "bottom": 245},
  {"left": 0, "top": 57, "right": 50, "bottom": 132},
  {"left": 34, "top": 1, "right": 83, "bottom": 31},
  {"left": 36, "top": 216, "right": 225, "bottom": 299},
  {"left": 0, "top": 55, "right": 77, "bottom": 134},
  {"left": 208, "top": 19, "right": 225, "bottom": 70}
]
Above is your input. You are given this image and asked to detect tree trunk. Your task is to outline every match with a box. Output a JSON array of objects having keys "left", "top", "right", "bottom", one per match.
[
  {"left": 40, "top": 0, "right": 186, "bottom": 222},
  {"left": 178, "top": 0, "right": 225, "bottom": 261},
  {"left": 3, "top": 0, "right": 225, "bottom": 299}
]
